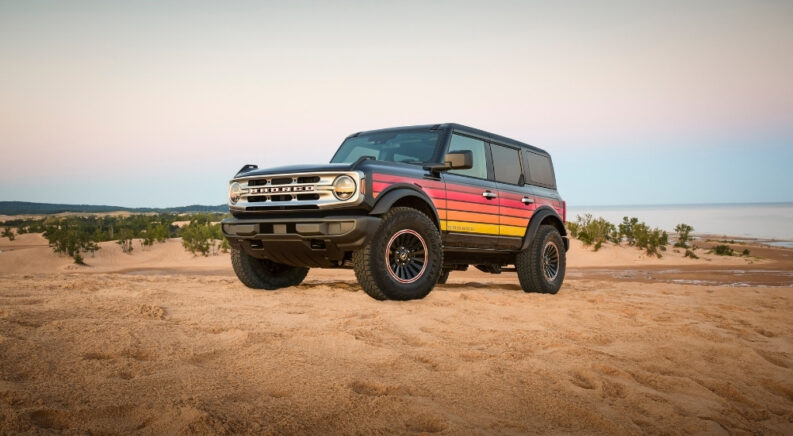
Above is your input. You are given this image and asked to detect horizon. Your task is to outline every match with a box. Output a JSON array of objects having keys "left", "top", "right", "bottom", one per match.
[
  {"left": 1, "top": 1, "right": 792, "bottom": 207},
  {"left": 3, "top": 199, "right": 793, "bottom": 211}
]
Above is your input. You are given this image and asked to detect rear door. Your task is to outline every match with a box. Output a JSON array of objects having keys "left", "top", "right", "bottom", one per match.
[
  {"left": 523, "top": 150, "right": 563, "bottom": 214},
  {"left": 489, "top": 143, "right": 535, "bottom": 249},
  {"left": 441, "top": 133, "right": 500, "bottom": 249}
]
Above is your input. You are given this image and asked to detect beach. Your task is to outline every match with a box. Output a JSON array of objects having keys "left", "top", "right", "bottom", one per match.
[{"left": 1, "top": 234, "right": 792, "bottom": 433}]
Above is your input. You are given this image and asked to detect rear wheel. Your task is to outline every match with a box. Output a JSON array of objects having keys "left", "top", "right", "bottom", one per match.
[
  {"left": 231, "top": 246, "right": 309, "bottom": 290},
  {"left": 353, "top": 207, "right": 442, "bottom": 300},
  {"left": 516, "top": 224, "right": 565, "bottom": 294}
]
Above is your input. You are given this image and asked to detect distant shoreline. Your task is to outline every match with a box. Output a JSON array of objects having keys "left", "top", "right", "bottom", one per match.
[{"left": 568, "top": 201, "right": 793, "bottom": 209}]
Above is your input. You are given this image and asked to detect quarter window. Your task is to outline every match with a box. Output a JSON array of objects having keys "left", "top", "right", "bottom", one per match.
[
  {"left": 447, "top": 134, "right": 487, "bottom": 179},
  {"left": 524, "top": 151, "right": 556, "bottom": 188},
  {"left": 490, "top": 144, "right": 523, "bottom": 185}
]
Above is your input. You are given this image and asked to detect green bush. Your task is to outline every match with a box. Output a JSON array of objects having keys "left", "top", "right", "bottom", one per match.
[
  {"left": 572, "top": 214, "right": 616, "bottom": 251},
  {"left": 741, "top": 248, "right": 751, "bottom": 256},
  {"left": 710, "top": 245, "right": 734, "bottom": 256},
  {"left": 1, "top": 227, "right": 14, "bottom": 241},
  {"left": 674, "top": 223, "right": 694, "bottom": 248},
  {"left": 117, "top": 229, "right": 134, "bottom": 254},
  {"left": 566, "top": 221, "right": 580, "bottom": 238},
  {"left": 684, "top": 249, "right": 699, "bottom": 259},
  {"left": 633, "top": 222, "right": 669, "bottom": 258},
  {"left": 619, "top": 217, "right": 639, "bottom": 246}
]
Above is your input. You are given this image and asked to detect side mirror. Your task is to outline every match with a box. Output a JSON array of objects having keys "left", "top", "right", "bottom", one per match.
[{"left": 445, "top": 151, "right": 473, "bottom": 170}]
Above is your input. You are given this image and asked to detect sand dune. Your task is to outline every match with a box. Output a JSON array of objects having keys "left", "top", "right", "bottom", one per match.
[{"left": 1, "top": 235, "right": 792, "bottom": 433}]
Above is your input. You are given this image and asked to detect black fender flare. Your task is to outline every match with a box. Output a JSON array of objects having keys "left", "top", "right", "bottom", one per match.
[
  {"left": 521, "top": 206, "right": 568, "bottom": 251},
  {"left": 369, "top": 185, "right": 441, "bottom": 229}
]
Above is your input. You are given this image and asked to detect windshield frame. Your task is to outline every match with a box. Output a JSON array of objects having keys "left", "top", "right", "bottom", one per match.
[{"left": 330, "top": 127, "right": 446, "bottom": 166}]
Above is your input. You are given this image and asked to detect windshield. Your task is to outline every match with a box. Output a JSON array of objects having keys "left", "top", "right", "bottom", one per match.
[{"left": 330, "top": 130, "right": 440, "bottom": 165}]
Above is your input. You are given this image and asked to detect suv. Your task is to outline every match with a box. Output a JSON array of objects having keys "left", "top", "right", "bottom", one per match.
[{"left": 222, "top": 123, "right": 568, "bottom": 300}]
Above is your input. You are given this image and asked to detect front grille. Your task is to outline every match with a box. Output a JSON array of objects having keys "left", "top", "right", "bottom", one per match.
[
  {"left": 297, "top": 176, "right": 320, "bottom": 184},
  {"left": 232, "top": 171, "right": 361, "bottom": 211}
]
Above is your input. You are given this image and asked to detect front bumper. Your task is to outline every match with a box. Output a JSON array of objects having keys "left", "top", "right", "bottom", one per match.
[{"left": 222, "top": 215, "right": 381, "bottom": 268}]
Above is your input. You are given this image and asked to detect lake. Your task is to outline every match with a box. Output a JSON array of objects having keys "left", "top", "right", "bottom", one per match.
[{"left": 567, "top": 203, "right": 793, "bottom": 244}]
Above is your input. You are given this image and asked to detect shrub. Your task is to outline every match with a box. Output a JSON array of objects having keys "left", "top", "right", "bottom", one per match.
[
  {"left": 43, "top": 222, "right": 100, "bottom": 263},
  {"left": 566, "top": 221, "right": 580, "bottom": 238},
  {"left": 633, "top": 222, "right": 669, "bottom": 258},
  {"left": 181, "top": 221, "right": 218, "bottom": 256},
  {"left": 573, "top": 214, "right": 616, "bottom": 251},
  {"left": 741, "top": 248, "right": 751, "bottom": 256},
  {"left": 619, "top": 217, "right": 639, "bottom": 246},
  {"left": 710, "top": 245, "right": 734, "bottom": 256},
  {"left": 73, "top": 253, "right": 85, "bottom": 265},
  {"left": 684, "top": 249, "right": 699, "bottom": 259},
  {"left": 674, "top": 223, "right": 694, "bottom": 248},
  {"left": 116, "top": 229, "right": 134, "bottom": 254},
  {"left": 1, "top": 227, "right": 14, "bottom": 241}
]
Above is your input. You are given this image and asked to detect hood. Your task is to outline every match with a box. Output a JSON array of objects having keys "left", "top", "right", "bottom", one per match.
[{"left": 235, "top": 163, "right": 353, "bottom": 178}]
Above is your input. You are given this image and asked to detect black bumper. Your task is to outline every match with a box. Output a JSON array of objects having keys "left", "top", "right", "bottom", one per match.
[{"left": 222, "top": 215, "right": 382, "bottom": 268}]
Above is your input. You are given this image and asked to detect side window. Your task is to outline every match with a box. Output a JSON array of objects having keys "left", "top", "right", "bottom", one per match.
[
  {"left": 447, "top": 134, "right": 487, "bottom": 179},
  {"left": 524, "top": 151, "right": 556, "bottom": 188},
  {"left": 490, "top": 144, "right": 523, "bottom": 185}
]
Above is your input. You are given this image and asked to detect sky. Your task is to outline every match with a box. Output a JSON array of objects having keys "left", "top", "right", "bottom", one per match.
[{"left": 1, "top": 0, "right": 791, "bottom": 207}]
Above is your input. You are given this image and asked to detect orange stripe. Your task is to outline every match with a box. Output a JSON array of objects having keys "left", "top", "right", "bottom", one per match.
[
  {"left": 500, "top": 215, "right": 529, "bottom": 227},
  {"left": 446, "top": 210, "right": 500, "bottom": 225},
  {"left": 445, "top": 200, "right": 499, "bottom": 214}
]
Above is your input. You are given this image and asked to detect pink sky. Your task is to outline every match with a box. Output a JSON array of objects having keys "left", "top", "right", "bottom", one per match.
[{"left": 1, "top": 1, "right": 791, "bottom": 206}]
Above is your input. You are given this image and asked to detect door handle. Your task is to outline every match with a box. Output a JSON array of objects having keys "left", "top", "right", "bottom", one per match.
[
  {"left": 482, "top": 190, "right": 497, "bottom": 199},
  {"left": 521, "top": 196, "right": 535, "bottom": 205}
]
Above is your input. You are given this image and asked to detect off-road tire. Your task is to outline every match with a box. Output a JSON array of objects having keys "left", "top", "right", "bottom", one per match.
[
  {"left": 516, "top": 224, "right": 565, "bottom": 294},
  {"left": 231, "top": 246, "right": 309, "bottom": 290},
  {"left": 437, "top": 269, "right": 451, "bottom": 284},
  {"left": 353, "top": 207, "right": 442, "bottom": 300}
]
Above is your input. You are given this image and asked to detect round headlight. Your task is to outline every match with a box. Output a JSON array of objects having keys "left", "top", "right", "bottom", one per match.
[
  {"left": 333, "top": 175, "right": 356, "bottom": 200},
  {"left": 229, "top": 182, "right": 242, "bottom": 204}
]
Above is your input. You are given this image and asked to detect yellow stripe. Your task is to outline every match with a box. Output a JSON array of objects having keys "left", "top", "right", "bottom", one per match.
[
  {"left": 441, "top": 220, "right": 527, "bottom": 237},
  {"left": 499, "top": 225, "right": 527, "bottom": 237},
  {"left": 443, "top": 220, "right": 500, "bottom": 235}
]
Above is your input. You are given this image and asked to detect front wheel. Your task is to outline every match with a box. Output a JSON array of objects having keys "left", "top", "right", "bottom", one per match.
[
  {"left": 516, "top": 224, "right": 566, "bottom": 294},
  {"left": 231, "top": 246, "right": 309, "bottom": 290},
  {"left": 437, "top": 268, "right": 451, "bottom": 284},
  {"left": 353, "top": 207, "right": 443, "bottom": 300}
]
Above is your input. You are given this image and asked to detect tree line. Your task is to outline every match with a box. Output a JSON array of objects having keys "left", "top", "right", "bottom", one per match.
[{"left": 1, "top": 213, "right": 231, "bottom": 264}]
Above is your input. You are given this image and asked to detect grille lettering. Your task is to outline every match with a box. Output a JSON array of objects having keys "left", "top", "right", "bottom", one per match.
[{"left": 249, "top": 185, "right": 315, "bottom": 194}]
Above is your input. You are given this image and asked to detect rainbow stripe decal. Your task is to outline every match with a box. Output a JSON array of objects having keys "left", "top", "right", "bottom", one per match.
[{"left": 371, "top": 173, "right": 555, "bottom": 238}]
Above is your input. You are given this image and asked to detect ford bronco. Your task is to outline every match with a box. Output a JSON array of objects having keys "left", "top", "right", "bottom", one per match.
[{"left": 222, "top": 123, "right": 568, "bottom": 300}]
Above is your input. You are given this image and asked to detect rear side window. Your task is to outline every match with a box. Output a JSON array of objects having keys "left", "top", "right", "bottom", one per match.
[
  {"left": 447, "top": 134, "right": 488, "bottom": 179},
  {"left": 524, "top": 151, "right": 556, "bottom": 188},
  {"left": 490, "top": 144, "right": 523, "bottom": 185}
]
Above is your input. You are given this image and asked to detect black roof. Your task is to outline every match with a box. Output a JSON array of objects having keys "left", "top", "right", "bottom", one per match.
[{"left": 348, "top": 123, "right": 549, "bottom": 156}]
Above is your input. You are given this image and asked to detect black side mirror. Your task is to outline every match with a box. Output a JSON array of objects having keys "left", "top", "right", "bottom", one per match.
[{"left": 445, "top": 151, "right": 473, "bottom": 170}]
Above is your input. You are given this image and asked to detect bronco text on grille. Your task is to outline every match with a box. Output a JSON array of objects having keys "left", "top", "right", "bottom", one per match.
[{"left": 222, "top": 123, "right": 568, "bottom": 300}]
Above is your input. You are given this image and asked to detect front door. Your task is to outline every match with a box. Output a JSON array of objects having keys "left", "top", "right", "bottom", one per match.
[{"left": 441, "top": 133, "right": 500, "bottom": 250}]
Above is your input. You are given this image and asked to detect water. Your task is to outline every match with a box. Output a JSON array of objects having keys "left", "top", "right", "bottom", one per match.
[{"left": 567, "top": 203, "right": 793, "bottom": 243}]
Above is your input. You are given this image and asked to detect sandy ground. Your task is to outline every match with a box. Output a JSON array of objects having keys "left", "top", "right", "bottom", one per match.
[{"left": 1, "top": 234, "right": 792, "bottom": 434}]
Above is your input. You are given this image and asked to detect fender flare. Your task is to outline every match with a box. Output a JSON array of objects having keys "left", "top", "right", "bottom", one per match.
[
  {"left": 369, "top": 185, "right": 441, "bottom": 228},
  {"left": 521, "top": 206, "right": 568, "bottom": 251}
]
